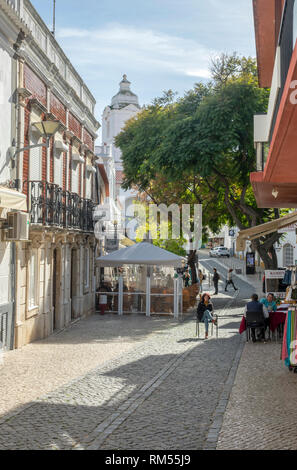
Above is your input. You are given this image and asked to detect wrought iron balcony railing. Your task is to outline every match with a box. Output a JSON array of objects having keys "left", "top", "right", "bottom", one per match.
[{"left": 24, "top": 180, "right": 94, "bottom": 232}]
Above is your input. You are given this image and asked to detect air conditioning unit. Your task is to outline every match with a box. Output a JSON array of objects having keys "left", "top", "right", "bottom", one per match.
[{"left": 5, "top": 211, "right": 29, "bottom": 241}]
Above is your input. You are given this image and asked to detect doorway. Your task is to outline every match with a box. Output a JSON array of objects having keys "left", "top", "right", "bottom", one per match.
[
  {"left": 53, "top": 249, "right": 58, "bottom": 330},
  {"left": 71, "top": 249, "right": 76, "bottom": 320},
  {"left": 52, "top": 248, "right": 61, "bottom": 331}
]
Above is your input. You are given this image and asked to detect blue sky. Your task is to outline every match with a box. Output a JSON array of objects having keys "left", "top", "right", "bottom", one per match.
[{"left": 30, "top": 0, "right": 256, "bottom": 126}]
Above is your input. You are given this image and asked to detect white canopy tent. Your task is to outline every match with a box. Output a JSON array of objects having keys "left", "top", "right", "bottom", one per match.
[
  {"left": 96, "top": 242, "right": 183, "bottom": 267},
  {"left": 96, "top": 242, "right": 183, "bottom": 317}
]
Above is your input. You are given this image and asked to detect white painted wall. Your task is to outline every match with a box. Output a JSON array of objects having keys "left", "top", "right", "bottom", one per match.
[
  {"left": 0, "top": 242, "right": 11, "bottom": 305},
  {"left": 276, "top": 231, "right": 297, "bottom": 267},
  {"left": 0, "top": 41, "right": 13, "bottom": 306},
  {"left": 0, "top": 44, "right": 12, "bottom": 184},
  {"left": 101, "top": 102, "right": 140, "bottom": 205}
]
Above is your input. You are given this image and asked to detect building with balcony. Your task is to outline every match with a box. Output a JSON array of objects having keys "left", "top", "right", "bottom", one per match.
[
  {"left": 252, "top": 0, "right": 297, "bottom": 208},
  {"left": 0, "top": 0, "right": 101, "bottom": 348}
]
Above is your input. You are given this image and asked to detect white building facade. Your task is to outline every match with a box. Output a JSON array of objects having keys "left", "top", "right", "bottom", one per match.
[
  {"left": 96, "top": 75, "right": 141, "bottom": 245},
  {"left": 0, "top": 0, "right": 103, "bottom": 349}
]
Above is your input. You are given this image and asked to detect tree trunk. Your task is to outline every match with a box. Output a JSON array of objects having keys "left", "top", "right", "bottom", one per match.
[
  {"left": 187, "top": 249, "right": 198, "bottom": 284},
  {"left": 252, "top": 241, "right": 278, "bottom": 271}
]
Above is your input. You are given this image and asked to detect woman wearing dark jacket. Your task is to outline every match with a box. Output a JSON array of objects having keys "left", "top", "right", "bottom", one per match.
[{"left": 197, "top": 293, "right": 217, "bottom": 339}]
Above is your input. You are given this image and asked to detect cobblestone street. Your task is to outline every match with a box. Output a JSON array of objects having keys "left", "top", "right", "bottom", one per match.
[
  {"left": 1, "top": 254, "right": 294, "bottom": 450},
  {"left": 217, "top": 341, "right": 297, "bottom": 450},
  {"left": 0, "top": 255, "right": 248, "bottom": 450}
]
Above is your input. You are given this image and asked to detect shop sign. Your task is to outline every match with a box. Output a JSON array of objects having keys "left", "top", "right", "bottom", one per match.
[{"left": 265, "top": 270, "right": 286, "bottom": 279}]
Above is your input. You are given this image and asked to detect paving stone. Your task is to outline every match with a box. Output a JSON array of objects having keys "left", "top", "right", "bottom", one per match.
[{"left": 0, "top": 254, "right": 256, "bottom": 450}]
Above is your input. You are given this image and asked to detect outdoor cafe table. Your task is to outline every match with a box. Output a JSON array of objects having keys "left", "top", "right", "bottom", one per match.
[{"left": 239, "top": 304, "right": 289, "bottom": 334}]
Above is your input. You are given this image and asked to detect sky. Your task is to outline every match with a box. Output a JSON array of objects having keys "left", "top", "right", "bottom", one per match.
[{"left": 30, "top": 0, "right": 256, "bottom": 129}]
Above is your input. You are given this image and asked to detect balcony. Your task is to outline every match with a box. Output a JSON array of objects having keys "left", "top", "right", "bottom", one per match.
[{"left": 25, "top": 181, "right": 94, "bottom": 232}]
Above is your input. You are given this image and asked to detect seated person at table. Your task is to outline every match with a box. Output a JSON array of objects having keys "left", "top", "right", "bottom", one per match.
[
  {"left": 260, "top": 293, "right": 277, "bottom": 312},
  {"left": 197, "top": 293, "right": 217, "bottom": 340},
  {"left": 244, "top": 294, "right": 269, "bottom": 342}
]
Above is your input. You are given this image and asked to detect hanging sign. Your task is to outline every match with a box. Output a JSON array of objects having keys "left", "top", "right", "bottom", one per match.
[{"left": 265, "top": 270, "right": 286, "bottom": 279}]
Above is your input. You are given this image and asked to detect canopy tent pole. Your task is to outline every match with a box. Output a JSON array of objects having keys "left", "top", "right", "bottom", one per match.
[
  {"left": 146, "top": 267, "right": 151, "bottom": 317},
  {"left": 118, "top": 274, "right": 123, "bottom": 316},
  {"left": 174, "top": 275, "right": 183, "bottom": 319},
  {"left": 178, "top": 276, "right": 183, "bottom": 318},
  {"left": 174, "top": 277, "right": 178, "bottom": 318}
]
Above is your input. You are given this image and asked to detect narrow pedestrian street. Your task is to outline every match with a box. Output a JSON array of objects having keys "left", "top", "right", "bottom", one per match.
[
  {"left": 0, "top": 255, "right": 255, "bottom": 450},
  {"left": 0, "top": 252, "right": 243, "bottom": 450},
  {"left": 1, "top": 0, "right": 297, "bottom": 455},
  {"left": 0, "top": 253, "right": 296, "bottom": 450}
]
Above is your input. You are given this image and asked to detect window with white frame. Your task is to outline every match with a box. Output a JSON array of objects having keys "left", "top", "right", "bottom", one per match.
[
  {"left": 29, "top": 249, "right": 38, "bottom": 308},
  {"left": 283, "top": 243, "right": 294, "bottom": 267}
]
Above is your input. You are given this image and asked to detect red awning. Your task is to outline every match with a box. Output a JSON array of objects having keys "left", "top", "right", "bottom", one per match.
[
  {"left": 253, "top": 0, "right": 284, "bottom": 88},
  {"left": 250, "top": 41, "right": 297, "bottom": 207}
]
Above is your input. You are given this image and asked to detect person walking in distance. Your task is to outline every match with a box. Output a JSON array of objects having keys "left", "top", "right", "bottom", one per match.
[
  {"left": 225, "top": 268, "right": 238, "bottom": 292},
  {"left": 213, "top": 268, "right": 220, "bottom": 295},
  {"left": 198, "top": 269, "right": 204, "bottom": 294}
]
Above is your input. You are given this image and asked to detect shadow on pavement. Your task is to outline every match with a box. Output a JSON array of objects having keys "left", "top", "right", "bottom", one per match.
[{"left": 0, "top": 334, "right": 243, "bottom": 450}]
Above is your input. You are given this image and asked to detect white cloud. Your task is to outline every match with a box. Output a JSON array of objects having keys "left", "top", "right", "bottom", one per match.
[{"left": 56, "top": 24, "right": 214, "bottom": 80}]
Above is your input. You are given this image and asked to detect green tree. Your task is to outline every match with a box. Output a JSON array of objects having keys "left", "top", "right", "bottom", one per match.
[{"left": 116, "top": 54, "right": 284, "bottom": 271}]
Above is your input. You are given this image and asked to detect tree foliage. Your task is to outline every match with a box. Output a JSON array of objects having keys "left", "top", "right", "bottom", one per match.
[{"left": 116, "top": 54, "right": 285, "bottom": 269}]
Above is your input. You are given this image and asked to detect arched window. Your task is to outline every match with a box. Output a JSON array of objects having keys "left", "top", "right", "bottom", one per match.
[{"left": 283, "top": 243, "right": 294, "bottom": 267}]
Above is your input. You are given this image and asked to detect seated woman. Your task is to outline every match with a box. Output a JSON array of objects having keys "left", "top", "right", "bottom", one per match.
[
  {"left": 260, "top": 292, "right": 277, "bottom": 338},
  {"left": 260, "top": 293, "right": 277, "bottom": 312},
  {"left": 197, "top": 293, "right": 217, "bottom": 339}
]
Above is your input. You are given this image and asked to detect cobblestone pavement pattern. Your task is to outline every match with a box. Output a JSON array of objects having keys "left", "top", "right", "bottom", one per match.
[
  {"left": 217, "top": 341, "right": 297, "bottom": 450},
  {"left": 0, "top": 254, "right": 254, "bottom": 450}
]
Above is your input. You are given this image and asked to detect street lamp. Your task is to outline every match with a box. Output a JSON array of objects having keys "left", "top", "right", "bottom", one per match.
[
  {"left": 9, "top": 120, "right": 61, "bottom": 190},
  {"left": 10, "top": 120, "right": 61, "bottom": 161},
  {"left": 31, "top": 120, "right": 61, "bottom": 139}
]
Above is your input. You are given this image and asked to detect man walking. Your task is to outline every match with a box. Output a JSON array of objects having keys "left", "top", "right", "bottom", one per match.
[
  {"left": 213, "top": 268, "right": 220, "bottom": 295},
  {"left": 225, "top": 268, "right": 238, "bottom": 292}
]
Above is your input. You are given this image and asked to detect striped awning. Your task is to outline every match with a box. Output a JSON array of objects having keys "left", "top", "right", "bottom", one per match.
[{"left": 236, "top": 211, "right": 297, "bottom": 250}]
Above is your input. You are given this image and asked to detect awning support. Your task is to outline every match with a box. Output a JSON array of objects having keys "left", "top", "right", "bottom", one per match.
[{"left": 237, "top": 211, "right": 297, "bottom": 242}]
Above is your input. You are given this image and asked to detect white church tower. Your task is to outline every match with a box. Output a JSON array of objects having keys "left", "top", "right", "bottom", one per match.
[
  {"left": 95, "top": 75, "right": 141, "bottom": 241},
  {"left": 101, "top": 75, "right": 140, "bottom": 203}
]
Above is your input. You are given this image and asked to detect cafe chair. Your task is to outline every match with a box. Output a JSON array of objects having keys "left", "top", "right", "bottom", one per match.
[
  {"left": 245, "top": 311, "right": 266, "bottom": 342},
  {"left": 196, "top": 315, "right": 219, "bottom": 339}
]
